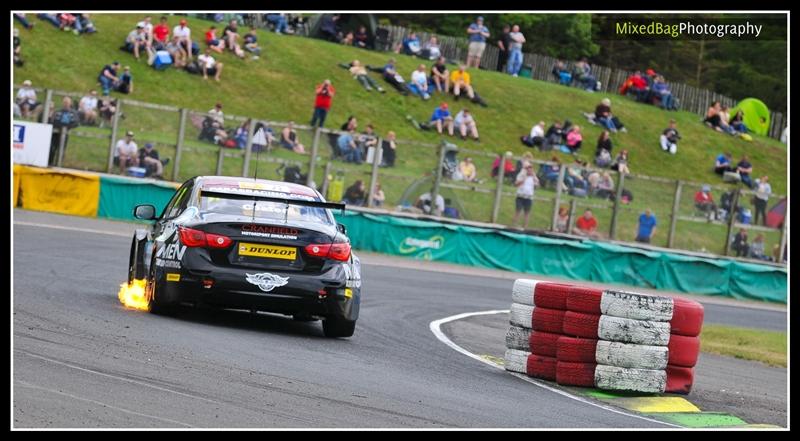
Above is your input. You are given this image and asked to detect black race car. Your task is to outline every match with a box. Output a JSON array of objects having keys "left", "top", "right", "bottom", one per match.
[{"left": 128, "top": 176, "right": 361, "bottom": 338}]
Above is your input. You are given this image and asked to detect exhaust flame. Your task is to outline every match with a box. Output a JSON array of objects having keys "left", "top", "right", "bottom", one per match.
[{"left": 118, "top": 279, "right": 150, "bottom": 311}]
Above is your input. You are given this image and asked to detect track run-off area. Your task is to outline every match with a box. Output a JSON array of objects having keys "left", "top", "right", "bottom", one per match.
[{"left": 12, "top": 209, "right": 786, "bottom": 428}]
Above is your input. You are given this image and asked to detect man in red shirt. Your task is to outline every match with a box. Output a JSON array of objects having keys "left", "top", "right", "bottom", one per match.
[
  {"left": 694, "top": 185, "right": 717, "bottom": 220},
  {"left": 310, "top": 79, "right": 335, "bottom": 128},
  {"left": 574, "top": 208, "right": 599, "bottom": 239},
  {"left": 153, "top": 16, "right": 170, "bottom": 50}
]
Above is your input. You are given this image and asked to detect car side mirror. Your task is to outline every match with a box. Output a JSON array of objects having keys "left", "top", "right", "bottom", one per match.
[
  {"left": 133, "top": 204, "right": 156, "bottom": 220},
  {"left": 336, "top": 223, "right": 347, "bottom": 235}
]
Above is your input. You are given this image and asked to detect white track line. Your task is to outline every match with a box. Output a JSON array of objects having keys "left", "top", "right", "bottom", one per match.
[
  {"left": 429, "top": 310, "right": 680, "bottom": 428},
  {"left": 14, "top": 221, "right": 130, "bottom": 237},
  {"left": 15, "top": 380, "right": 194, "bottom": 428}
]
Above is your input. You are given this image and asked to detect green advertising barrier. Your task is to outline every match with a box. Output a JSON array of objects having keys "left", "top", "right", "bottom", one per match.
[
  {"left": 98, "top": 176, "right": 179, "bottom": 221},
  {"left": 333, "top": 211, "right": 787, "bottom": 303}
]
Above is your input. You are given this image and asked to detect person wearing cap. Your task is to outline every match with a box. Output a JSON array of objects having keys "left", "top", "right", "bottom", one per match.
[
  {"left": 660, "top": 119, "right": 681, "bottom": 154},
  {"left": 198, "top": 48, "right": 224, "bottom": 81},
  {"left": 430, "top": 56, "right": 450, "bottom": 94},
  {"left": 114, "top": 131, "right": 139, "bottom": 174},
  {"left": 125, "top": 23, "right": 149, "bottom": 61},
  {"left": 172, "top": 18, "right": 193, "bottom": 60},
  {"left": 78, "top": 90, "right": 99, "bottom": 125},
  {"left": 466, "top": 16, "right": 490, "bottom": 68},
  {"left": 138, "top": 142, "right": 165, "bottom": 178},
  {"left": 426, "top": 102, "right": 454, "bottom": 136},
  {"left": 16, "top": 80, "right": 40, "bottom": 119},
  {"left": 454, "top": 108, "right": 479, "bottom": 141},
  {"left": 694, "top": 185, "right": 717, "bottom": 220}
]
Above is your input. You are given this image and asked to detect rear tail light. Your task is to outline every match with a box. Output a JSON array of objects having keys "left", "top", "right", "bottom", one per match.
[
  {"left": 305, "top": 242, "right": 351, "bottom": 262},
  {"left": 178, "top": 227, "right": 232, "bottom": 249}
]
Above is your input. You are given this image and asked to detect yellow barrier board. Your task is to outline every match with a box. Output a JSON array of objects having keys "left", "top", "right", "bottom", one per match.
[
  {"left": 16, "top": 166, "right": 100, "bottom": 217},
  {"left": 13, "top": 165, "right": 21, "bottom": 207}
]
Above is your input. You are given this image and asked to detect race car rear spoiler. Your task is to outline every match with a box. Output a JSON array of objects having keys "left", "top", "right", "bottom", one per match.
[{"left": 200, "top": 190, "right": 346, "bottom": 213}]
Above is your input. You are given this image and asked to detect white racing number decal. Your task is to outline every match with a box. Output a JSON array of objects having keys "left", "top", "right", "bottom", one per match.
[{"left": 245, "top": 273, "right": 290, "bottom": 292}]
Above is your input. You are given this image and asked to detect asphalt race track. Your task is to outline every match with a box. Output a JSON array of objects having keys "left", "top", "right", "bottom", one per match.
[{"left": 12, "top": 210, "right": 787, "bottom": 428}]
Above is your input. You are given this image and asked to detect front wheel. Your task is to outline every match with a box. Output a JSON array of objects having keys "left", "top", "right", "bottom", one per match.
[{"left": 322, "top": 316, "right": 356, "bottom": 338}]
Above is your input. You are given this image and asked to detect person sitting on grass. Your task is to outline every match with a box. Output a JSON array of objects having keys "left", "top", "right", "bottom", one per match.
[
  {"left": 451, "top": 65, "right": 475, "bottom": 101},
  {"left": 372, "top": 183, "right": 386, "bottom": 207},
  {"left": 611, "top": 149, "right": 630, "bottom": 175},
  {"left": 594, "top": 171, "right": 615, "bottom": 199},
  {"left": 343, "top": 180, "right": 366, "bottom": 206},
  {"left": 573, "top": 58, "right": 599, "bottom": 91},
  {"left": 652, "top": 75, "right": 677, "bottom": 110},
  {"left": 555, "top": 205, "right": 570, "bottom": 233},
  {"left": 736, "top": 155, "right": 754, "bottom": 189},
  {"left": 198, "top": 48, "right": 224, "bottom": 81},
  {"left": 337, "top": 128, "right": 363, "bottom": 164},
  {"left": 400, "top": 31, "right": 422, "bottom": 57},
  {"left": 409, "top": 64, "right": 432, "bottom": 100},
  {"left": 574, "top": 209, "right": 600, "bottom": 239},
  {"left": 729, "top": 110, "right": 748, "bottom": 134},
  {"left": 703, "top": 101, "right": 723, "bottom": 132},
  {"left": 430, "top": 57, "right": 450, "bottom": 94},
  {"left": 565, "top": 125, "right": 583, "bottom": 154},
  {"left": 16, "top": 80, "right": 40, "bottom": 119},
  {"left": 660, "top": 119, "right": 681, "bottom": 154},
  {"left": 223, "top": 19, "right": 246, "bottom": 59},
  {"left": 593, "top": 98, "right": 627, "bottom": 133},
  {"left": 341, "top": 31, "right": 354, "bottom": 46},
  {"left": 340, "top": 116, "right": 358, "bottom": 132},
  {"left": 116, "top": 66, "right": 134, "bottom": 94},
  {"left": 492, "top": 151, "right": 517, "bottom": 181},
  {"left": 749, "top": 234, "right": 769, "bottom": 261},
  {"left": 354, "top": 26, "right": 369, "bottom": 48},
  {"left": 349, "top": 60, "right": 384, "bottom": 92},
  {"left": 280, "top": 121, "right": 306, "bottom": 154},
  {"left": 595, "top": 129, "right": 613, "bottom": 157},
  {"left": 454, "top": 109, "right": 479, "bottom": 141},
  {"left": 694, "top": 185, "right": 717, "bottom": 220},
  {"left": 114, "top": 131, "right": 139, "bottom": 175},
  {"left": 422, "top": 36, "right": 441, "bottom": 60},
  {"left": 243, "top": 27, "right": 261, "bottom": 59},
  {"left": 544, "top": 121, "right": 566, "bottom": 150},
  {"left": 358, "top": 124, "right": 379, "bottom": 158},
  {"left": 521, "top": 121, "right": 546, "bottom": 149},
  {"left": 458, "top": 157, "right": 478, "bottom": 182},
  {"left": 381, "top": 131, "right": 397, "bottom": 167},
  {"left": 125, "top": 24, "right": 150, "bottom": 61},
  {"left": 138, "top": 142, "right": 166, "bottom": 178},
  {"left": 731, "top": 228, "right": 749, "bottom": 257},
  {"left": 381, "top": 58, "right": 410, "bottom": 95},
  {"left": 714, "top": 152, "right": 734, "bottom": 175},
  {"left": 172, "top": 19, "right": 193, "bottom": 61},
  {"left": 565, "top": 159, "right": 588, "bottom": 192},
  {"left": 78, "top": 89, "right": 99, "bottom": 126},
  {"left": 205, "top": 25, "right": 225, "bottom": 54},
  {"left": 153, "top": 16, "right": 170, "bottom": 50}
]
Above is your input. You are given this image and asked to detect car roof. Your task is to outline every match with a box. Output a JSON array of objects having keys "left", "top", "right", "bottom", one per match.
[{"left": 196, "top": 176, "right": 319, "bottom": 199}]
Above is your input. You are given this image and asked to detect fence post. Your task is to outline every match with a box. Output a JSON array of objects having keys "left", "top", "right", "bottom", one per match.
[
  {"left": 241, "top": 119, "right": 256, "bottom": 177},
  {"left": 366, "top": 137, "right": 383, "bottom": 208},
  {"left": 106, "top": 99, "right": 124, "bottom": 173},
  {"left": 491, "top": 155, "right": 506, "bottom": 223},
  {"left": 216, "top": 147, "right": 225, "bottom": 175},
  {"left": 172, "top": 108, "right": 187, "bottom": 181},
  {"left": 667, "top": 180, "right": 683, "bottom": 248},
  {"left": 723, "top": 189, "right": 741, "bottom": 256},
  {"left": 778, "top": 211, "right": 787, "bottom": 263},
  {"left": 567, "top": 198, "right": 578, "bottom": 233},
  {"left": 307, "top": 126, "right": 321, "bottom": 186},
  {"left": 609, "top": 172, "right": 626, "bottom": 239},
  {"left": 550, "top": 166, "right": 567, "bottom": 231},
  {"left": 56, "top": 128, "right": 67, "bottom": 167},
  {"left": 41, "top": 89, "right": 53, "bottom": 124},
  {"left": 320, "top": 161, "right": 333, "bottom": 199}
]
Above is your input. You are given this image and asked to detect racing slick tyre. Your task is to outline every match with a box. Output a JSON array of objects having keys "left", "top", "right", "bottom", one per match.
[
  {"left": 322, "top": 316, "right": 356, "bottom": 338},
  {"left": 128, "top": 237, "right": 147, "bottom": 284},
  {"left": 145, "top": 258, "right": 178, "bottom": 316}
]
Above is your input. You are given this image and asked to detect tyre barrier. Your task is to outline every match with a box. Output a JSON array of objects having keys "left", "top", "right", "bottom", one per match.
[
  {"left": 529, "top": 331, "right": 561, "bottom": 357},
  {"left": 509, "top": 303, "right": 534, "bottom": 329},
  {"left": 504, "top": 349, "right": 530, "bottom": 374},
  {"left": 505, "top": 278, "right": 703, "bottom": 394},
  {"left": 505, "top": 325, "right": 533, "bottom": 351}
]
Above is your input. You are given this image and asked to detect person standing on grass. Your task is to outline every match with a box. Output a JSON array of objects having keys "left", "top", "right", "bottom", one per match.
[
  {"left": 466, "top": 16, "right": 490, "bottom": 68},
  {"left": 753, "top": 175, "right": 771, "bottom": 226},
  {"left": 512, "top": 161, "right": 539, "bottom": 230},
  {"left": 310, "top": 79, "right": 335, "bottom": 128},
  {"left": 506, "top": 25, "right": 526, "bottom": 77},
  {"left": 635, "top": 208, "right": 657, "bottom": 244}
]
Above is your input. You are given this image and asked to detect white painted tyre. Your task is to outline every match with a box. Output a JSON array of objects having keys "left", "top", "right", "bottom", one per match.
[
  {"left": 598, "top": 315, "right": 671, "bottom": 346},
  {"left": 600, "top": 290, "right": 674, "bottom": 322},
  {"left": 509, "top": 303, "right": 534, "bottom": 329},
  {"left": 511, "top": 279, "right": 537, "bottom": 306},
  {"left": 594, "top": 364, "right": 667, "bottom": 394},
  {"left": 504, "top": 349, "right": 531, "bottom": 374},
  {"left": 505, "top": 325, "right": 532, "bottom": 351},
  {"left": 595, "top": 340, "right": 668, "bottom": 370}
]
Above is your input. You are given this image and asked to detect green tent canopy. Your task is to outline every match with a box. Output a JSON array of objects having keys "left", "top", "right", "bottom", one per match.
[{"left": 730, "top": 98, "right": 771, "bottom": 136}]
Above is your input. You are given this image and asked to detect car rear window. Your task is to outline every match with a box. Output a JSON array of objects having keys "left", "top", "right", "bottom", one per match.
[{"left": 199, "top": 193, "right": 333, "bottom": 225}]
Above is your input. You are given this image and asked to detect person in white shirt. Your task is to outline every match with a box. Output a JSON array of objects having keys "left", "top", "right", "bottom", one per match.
[
  {"left": 409, "top": 64, "right": 431, "bottom": 100},
  {"left": 114, "top": 131, "right": 139, "bottom": 174},
  {"left": 78, "top": 89, "right": 99, "bottom": 125},
  {"left": 416, "top": 191, "right": 445, "bottom": 216},
  {"left": 525, "top": 120, "right": 545, "bottom": 148},
  {"left": 16, "top": 80, "right": 40, "bottom": 119},
  {"left": 423, "top": 36, "right": 441, "bottom": 60},
  {"left": 512, "top": 160, "right": 539, "bottom": 229},
  {"left": 198, "top": 48, "right": 224, "bottom": 81},
  {"left": 753, "top": 175, "right": 772, "bottom": 226},
  {"left": 138, "top": 16, "right": 153, "bottom": 44},
  {"left": 454, "top": 109, "right": 479, "bottom": 141},
  {"left": 172, "top": 19, "right": 193, "bottom": 60},
  {"left": 126, "top": 25, "right": 149, "bottom": 61}
]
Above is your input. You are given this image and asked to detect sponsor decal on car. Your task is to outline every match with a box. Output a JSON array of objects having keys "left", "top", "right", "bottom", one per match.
[
  {"left": 245, "top": 272, "right": 290, "bottom": 292},
  {"left": 241, "top": 224, "right": 299, "bottom": 240},
  {"left": 157, "top": 242, "right": 187, "bottom": 261},
  {"left": 238, "top": 243, "right": 297, "bottom": 260},
  {"left": 166, "top": 273, "right": 181, "bottom": 282}
]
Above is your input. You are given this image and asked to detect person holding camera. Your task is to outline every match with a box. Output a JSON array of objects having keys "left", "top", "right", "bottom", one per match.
[{"left": 310, "top": 79, "right": 335, "bottom": 128}]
